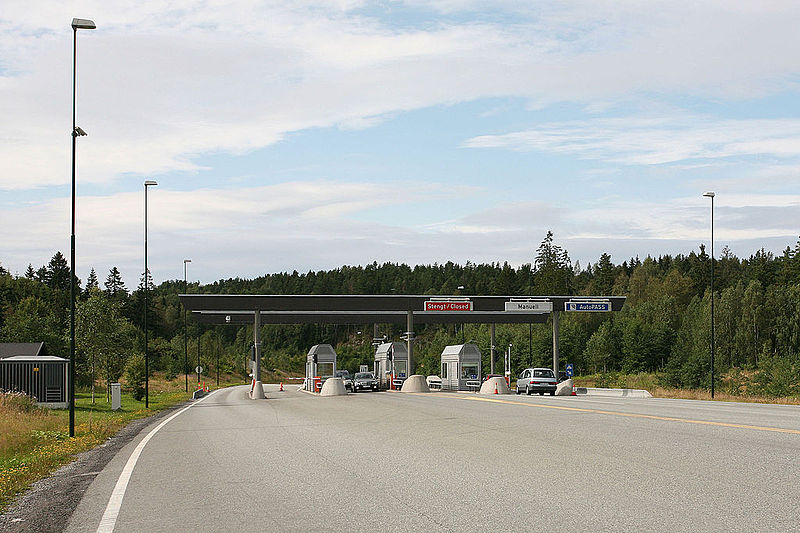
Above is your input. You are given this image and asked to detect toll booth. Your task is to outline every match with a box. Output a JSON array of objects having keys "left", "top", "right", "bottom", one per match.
[
  {"left": 305, "top": 344, "right": 337, "bottom": 391},
  {"left": 440, "top": 343, "right": 482, "bottom": 391},
  {"left": 374, "top": 342, "right": 408, "bottom": 389}
]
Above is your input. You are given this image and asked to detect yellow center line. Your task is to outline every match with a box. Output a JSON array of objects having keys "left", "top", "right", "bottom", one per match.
[{"left": 436, "top": 394, "right": 800, "bottom": 435}]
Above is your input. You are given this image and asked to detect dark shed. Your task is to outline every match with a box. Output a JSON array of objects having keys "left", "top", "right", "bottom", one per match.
[{"left": 0, "top": 343, "right": 68, "bottom": 407}]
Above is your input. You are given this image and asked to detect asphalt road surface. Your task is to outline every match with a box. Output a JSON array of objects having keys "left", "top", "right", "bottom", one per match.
[{"left": 66, "top": 385, "right": 800, "bottom": 532}]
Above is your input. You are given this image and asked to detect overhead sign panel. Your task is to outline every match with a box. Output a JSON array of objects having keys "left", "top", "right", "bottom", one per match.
[
  {"left": 504, "top": 301, "right": 553, "bottom": 313},
  {"left": 424, "top": 300, "right": 473, "bottom": 312},
  {"left": 565, "top": 301, "right": 611, "bottom": 312}
]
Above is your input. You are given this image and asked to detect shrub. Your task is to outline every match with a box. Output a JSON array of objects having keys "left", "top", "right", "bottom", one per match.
[{"left": 124, "top": 353, "right": 146, "bottom": 401}]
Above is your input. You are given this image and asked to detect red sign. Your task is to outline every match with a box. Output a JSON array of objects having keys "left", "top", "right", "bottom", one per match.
[{"left": 424, "top": 301, "right": 473, "bottom": 312}]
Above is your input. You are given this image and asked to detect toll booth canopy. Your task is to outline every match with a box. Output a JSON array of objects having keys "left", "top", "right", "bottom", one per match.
[
  {"left": 374, "top": 342, "right": 408, "bottom": 387},
  {"left": 306, "top": 344, "right": 337, "bottom": 388},
  {"left": 440, "top": 343, "right": 482, "bottom": 391}
]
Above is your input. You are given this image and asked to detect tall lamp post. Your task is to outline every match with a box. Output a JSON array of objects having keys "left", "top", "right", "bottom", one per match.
[
  {"left": 703, "top": 191, "right": 716, "bottom": 399},
  {"left": 69, "top": 17, "right": 96, "bottom": 438},
  {"left": 183, "top": 259, "right": 191, "bottom": 392},
  {"left": 144, "top": 180, "right": 158, "bottom": 408}
]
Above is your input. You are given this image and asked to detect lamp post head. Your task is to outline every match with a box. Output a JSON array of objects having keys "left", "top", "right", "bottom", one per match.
[
  {"left": 72, "top": 126, "right": 87, "bottom": 137},
  {"left": 71, "top": 18, "right": 96, "bottom": 30},
  {"left": 184, "top": 259, "right": 192, "bottom": 264},
  {"left": 703, "top": 191, "right": 715, "bottom": 198},
  {"left": 144, "top": 180, "right": 158, "bottom": 187}
]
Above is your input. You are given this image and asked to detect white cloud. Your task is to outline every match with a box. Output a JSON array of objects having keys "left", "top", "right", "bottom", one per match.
[
  {"left": 3, "top": 1, "right": 800, "bottom": 189},
  {"left": 463, "top": 117, "right": 800, "bottom": 165}
]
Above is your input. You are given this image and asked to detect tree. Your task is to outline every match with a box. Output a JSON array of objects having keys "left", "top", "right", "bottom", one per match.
[
  {"left": 104, "top": 267, "right": 127, "bottom": 297},
  {"left": 75, "top": 289, "right": 138, "bottom": 392},
  {"left": 24, "top": 264, "right": 35, "bottom": 279},
  {"left": 533, "top": 231, "right": 573, "bottom": 294},
  {"left": 0, "top": 296, "right": 65, "bottom": 356},
  {"left": 85, "top": 268, "right": 99, "bottom": 294}
]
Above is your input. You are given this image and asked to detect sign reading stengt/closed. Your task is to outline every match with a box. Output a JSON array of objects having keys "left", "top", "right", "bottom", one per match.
[{"left": 424, "top": 300, "right": 473, "bottom": 312}]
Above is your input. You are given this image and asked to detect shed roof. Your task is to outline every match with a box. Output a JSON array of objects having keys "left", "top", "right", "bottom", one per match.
[
  {"left": 440, "top": 343, "right": 482, "bottom": 360},
  {"left": 0, "top": 342, "right": 47, "bottom": 359},
  {"left": 307, "top": 344, "right": 337, "bottom": 362},
  {"left": 0, "top": 355, "right": 66, "bottom": 362},
  {"left": 375, "top": 342, "right": 407, "bottom": 360}
]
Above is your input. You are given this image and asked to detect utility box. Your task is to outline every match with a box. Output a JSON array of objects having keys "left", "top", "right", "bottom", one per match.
[
  {"left": 440, "top": 343, "right": 482, "bottom": 391},
  {"left": 305, "top": 344, "right": 337, "bottom": 391},
  {"left": 111, "top": 383, "right": 121, "bottom": 411},
  {"left": 374, "top": 342, "right": 408, "bottom": 389}
]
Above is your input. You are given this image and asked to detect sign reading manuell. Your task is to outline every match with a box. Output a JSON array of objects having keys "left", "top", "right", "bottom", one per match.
[
  {"left": 504, "top": 301, "right": 553, "bottom": 313},
  {"left": 424, "top": 300, "right": 473, "bottom": 312}
]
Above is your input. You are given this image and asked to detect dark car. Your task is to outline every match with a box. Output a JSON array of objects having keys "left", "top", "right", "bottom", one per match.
[
  {"left": 352, "top": 372, "right": 378, "bottom": 392},
  {"left": 335, "top": 370, "right": 353, "bottom": 391}
]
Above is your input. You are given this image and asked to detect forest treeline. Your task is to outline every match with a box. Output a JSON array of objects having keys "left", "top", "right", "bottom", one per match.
[{"left": 2, "top": 231, "right": 800, "bottom": 397}]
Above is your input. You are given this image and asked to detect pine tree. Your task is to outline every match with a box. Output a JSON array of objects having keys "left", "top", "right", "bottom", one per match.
[
  {"left": 104, "top": 267, "right": 127, "bottom": 297},
  {"left": 25, "top": 264, "right": 36, "bottom": 279},
  {"left": 86, "top": 268, "right": 99, "bottom": 293}
]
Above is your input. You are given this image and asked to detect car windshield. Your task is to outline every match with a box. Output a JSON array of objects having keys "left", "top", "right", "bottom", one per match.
[
  {"left": 533, "top": 369, "right": 554, "bottom": 378},
  {"left": 355, "top": 373, "right": 373, "bottom": 379},
  {"left": 336, "top": 371, "right": 349, "bottom": 377}
]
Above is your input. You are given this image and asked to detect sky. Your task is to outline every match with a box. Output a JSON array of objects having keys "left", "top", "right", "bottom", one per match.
[{"left": 2, "top": 1, "right": 800, "bottom": 288}]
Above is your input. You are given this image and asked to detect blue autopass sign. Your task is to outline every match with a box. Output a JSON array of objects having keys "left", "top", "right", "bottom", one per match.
[
  {"left": 565, "top": 301, "right": 611, "bottom": 312},
  {"left": 565, "top": 364, "right": 573, "bottom": 377}
]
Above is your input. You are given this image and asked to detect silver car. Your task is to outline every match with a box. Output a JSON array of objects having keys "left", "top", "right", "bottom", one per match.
[{"left": 516, "top": 368, "right": 557, "bottom": 396}]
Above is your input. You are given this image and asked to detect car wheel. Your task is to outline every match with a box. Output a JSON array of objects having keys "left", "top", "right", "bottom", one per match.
[
  {"left": 539, "top": 392, "right": 544, "bottom": 396},
  {"left": 526, "top": 386, "right": 531, "bottom": 395},
  {"left": 515, "top": 385, "right": 521, "bottom": 395},
  {"left": 550, "top": 391, "right": 555, "bottom": 396}
]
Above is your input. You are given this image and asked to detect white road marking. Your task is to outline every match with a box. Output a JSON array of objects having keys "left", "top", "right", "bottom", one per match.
[{"left": 96, "top": 390, "right": 220, "bottom": 533}]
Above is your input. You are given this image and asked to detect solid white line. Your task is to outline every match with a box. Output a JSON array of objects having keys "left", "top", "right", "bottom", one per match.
[{"left": 96, "top": 390, "right": 220, "bottom": 533}]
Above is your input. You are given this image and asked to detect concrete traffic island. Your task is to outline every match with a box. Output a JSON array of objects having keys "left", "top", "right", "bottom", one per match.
[
  {"left": 555, "top": 378, "right": 574, "bottom": 396},
  {"left": 320, "top": 377, "right": 347, "bottom": 396},
  {"left": 574, "top": 387, "right": 652, "bottom": 398},
  {"left": 400, "top": 374, "right": 430, "bottom": 392},
  {"left": 479, "top": 376, "right": 511, "bottom": 394},
  {"left": 249, "top": 380, "right": 265, "bottom": 399}
]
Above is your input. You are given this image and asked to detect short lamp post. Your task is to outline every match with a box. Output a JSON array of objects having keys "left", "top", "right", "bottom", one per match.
[
  {"left": 69, "top": 17, "right": 96, "bottom": 438},
  {"left": 144, "top": 180, "right": 158, "bottom": 408},
  {"left": 703, "top": 191, "right": 716, "bottom": 399},
  {"left": 183, "top": 259, "right": 191, "bottom": 392}
]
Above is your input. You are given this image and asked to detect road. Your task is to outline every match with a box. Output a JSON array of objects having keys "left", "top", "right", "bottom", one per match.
[{"left": 66, "top": 385, "right": 800, "bottom": 532}]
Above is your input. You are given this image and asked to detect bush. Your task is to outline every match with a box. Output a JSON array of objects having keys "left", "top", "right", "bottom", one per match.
[
  {"left": 0, "top": 390, "right": 41, "bottom": 413},
  {"left": 125, "top": 353, "right": 146, "bottom": 401}
]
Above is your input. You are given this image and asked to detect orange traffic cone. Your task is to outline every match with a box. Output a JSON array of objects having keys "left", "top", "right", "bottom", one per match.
[
  {"left": 279, "top": 382, "right": 284, "bottom": 392},
  {"left": 494, "top": 382, "right": 498, "bottom": 394}
]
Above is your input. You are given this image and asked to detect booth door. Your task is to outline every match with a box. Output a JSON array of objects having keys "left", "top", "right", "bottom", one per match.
[{"left": 448, "top": 362, "right": 458, "bottom": 390}]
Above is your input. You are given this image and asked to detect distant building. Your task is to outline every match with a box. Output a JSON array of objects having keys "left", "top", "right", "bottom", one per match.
[{"left": 0, "top": 342, "right": 68, "bottom": 408}]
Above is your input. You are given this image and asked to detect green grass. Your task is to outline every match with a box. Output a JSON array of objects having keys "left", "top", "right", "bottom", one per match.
[{"left": 0, "top": 381, "right": 193, "bottom": 512}]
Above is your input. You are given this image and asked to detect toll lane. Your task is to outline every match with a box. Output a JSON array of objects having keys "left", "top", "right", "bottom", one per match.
[{"left": 67, "top": 385, "right": 800, "bottom": 532}]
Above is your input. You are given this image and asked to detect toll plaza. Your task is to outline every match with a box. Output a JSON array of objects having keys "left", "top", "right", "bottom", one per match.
[
  {"left": 440, "top": 343, "right": 482, "bottom": 391},
  {"left": 305, "top": 344, "right": 337, "bottom": 392},
  {"left": 373, "top": 341, "right": 407, "bottom": 389},
  {"left": 180, "top": 294, "right": 626, "bottom": 398}
]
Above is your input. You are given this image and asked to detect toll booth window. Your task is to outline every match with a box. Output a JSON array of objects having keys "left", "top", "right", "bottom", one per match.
[
  {"left": 317, "top": 362, "right": 334, "bottom": 377},
  {"left": 394, "top": 360, "right": 407, "bottom": 376},
  {"left": 441, "top": 363, "right": 447, "bottom": 378},
  {"left": 461, "top": 364, "right": 479, "bottom": 380}
]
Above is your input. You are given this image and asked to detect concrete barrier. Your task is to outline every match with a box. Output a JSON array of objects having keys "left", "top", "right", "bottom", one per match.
[
  {"left": 320, "top": 377, "right": 347, "bottom": 396},
  {"left": 479, "top": 376, "right": 511, "bottom": 394},
  {"left": 401, "top": 374, "right": 430, "bottom": 392},
  {"left": 574, "top": 387, "right": 652, "bottom": 398},
  {"left": 555, "top": 378, "right": 574, "bottom": 396}
]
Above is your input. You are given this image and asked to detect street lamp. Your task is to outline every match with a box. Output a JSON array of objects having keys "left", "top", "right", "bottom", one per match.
[
  {"left": 69, "top": 16, "right": 96, "bottom": 438},
  {"left": 183, "top": 259, "right": 191, "bottom": 392},
  {"left": 703, "top": 191, "right": 716, "bottom": 399},
  {"left": 144, "top": 180, "right": 158, "bottom": 408}
]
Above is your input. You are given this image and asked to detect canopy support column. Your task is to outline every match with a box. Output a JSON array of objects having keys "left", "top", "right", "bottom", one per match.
[{"left": 251, "top": 309, "right": 265, "bottom": 399}]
